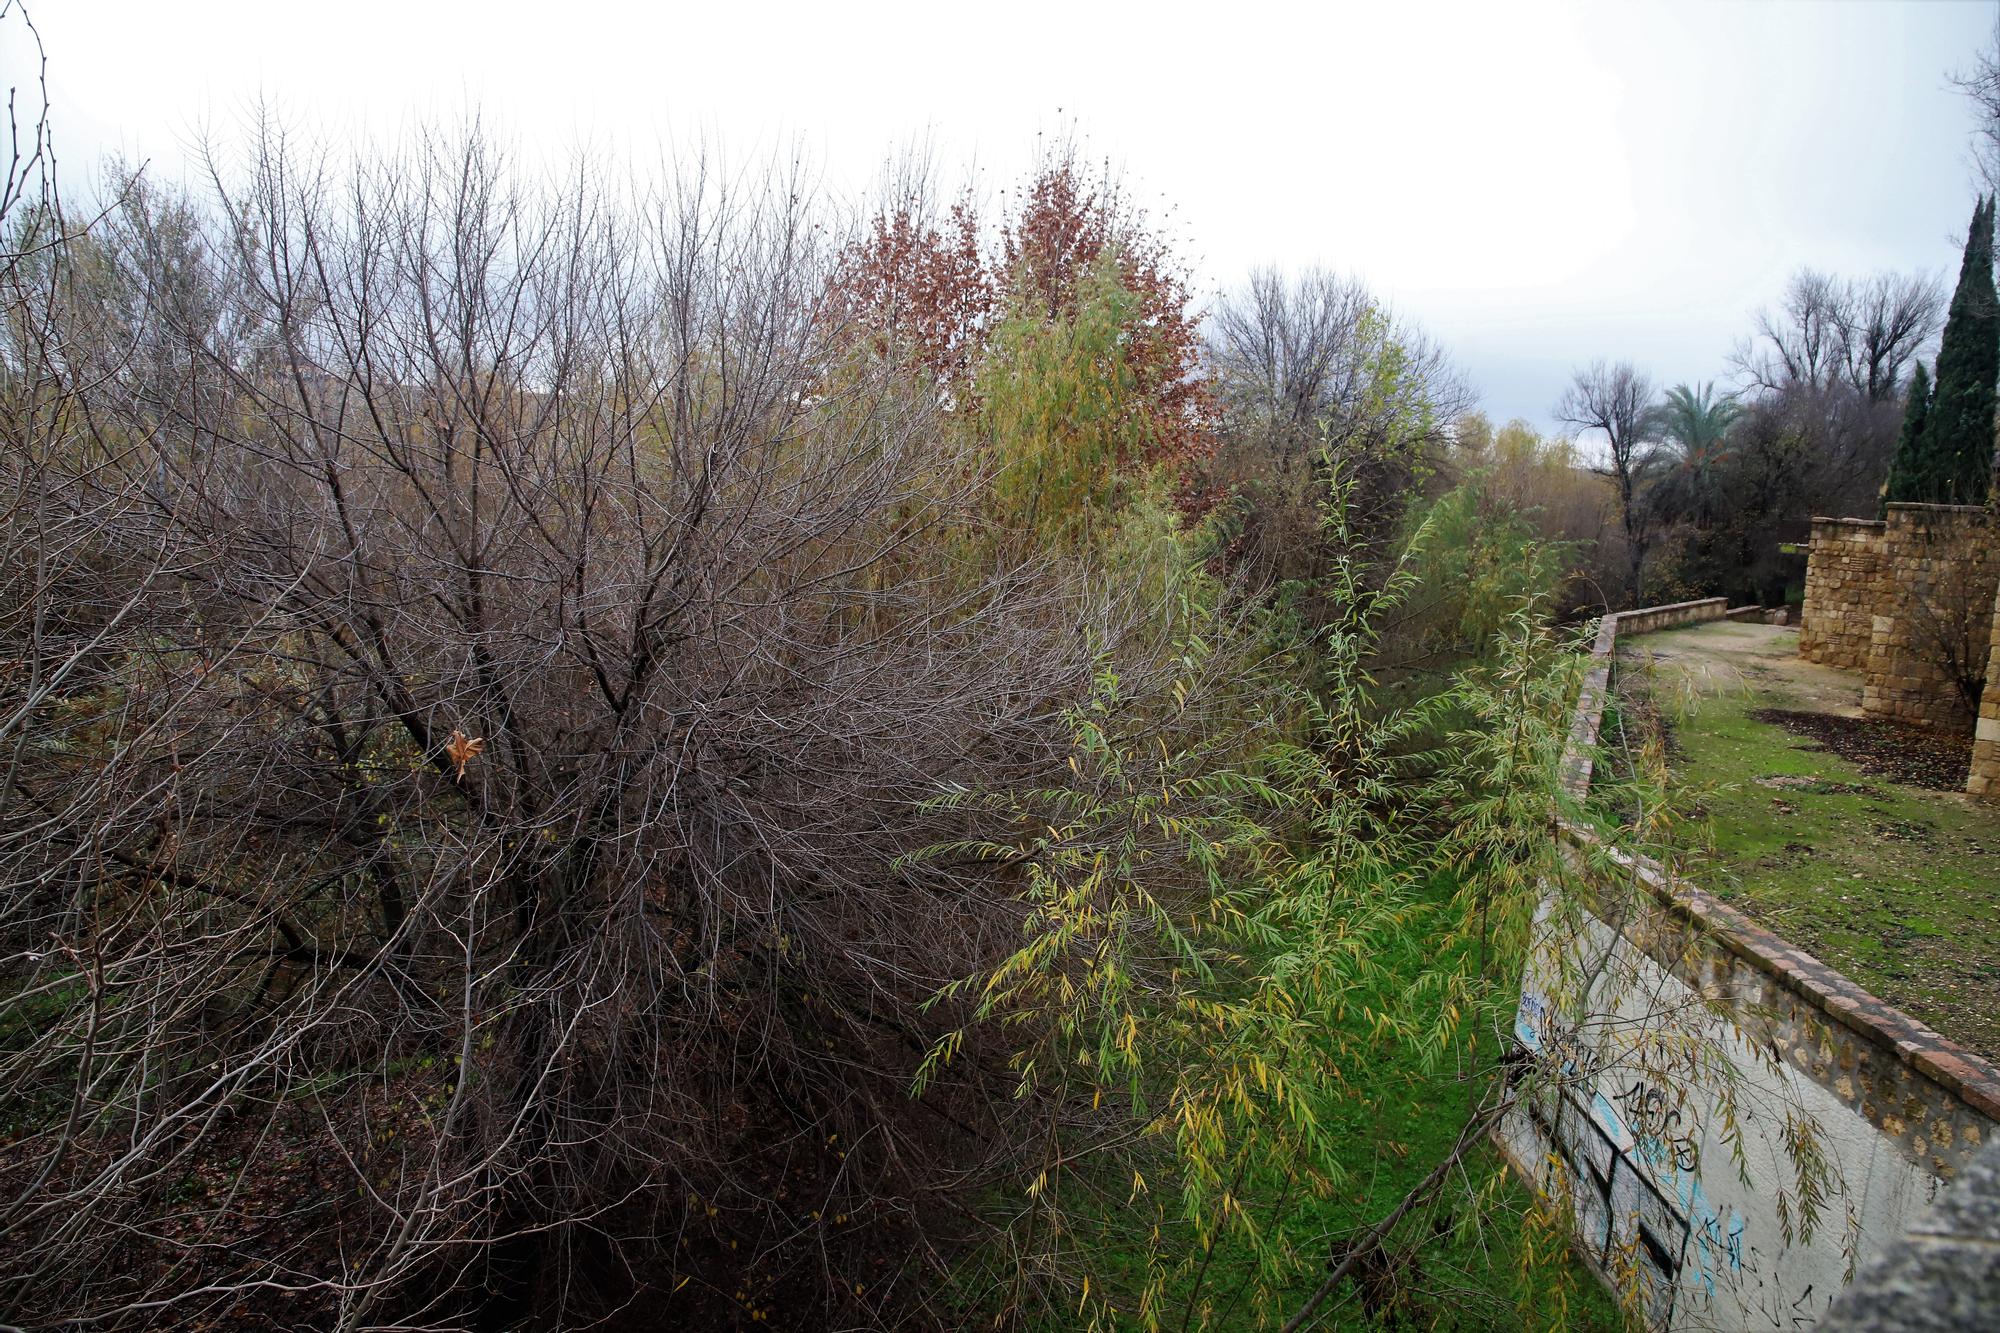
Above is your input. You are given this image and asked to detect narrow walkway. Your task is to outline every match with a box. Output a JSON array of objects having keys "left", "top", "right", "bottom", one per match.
[{"left": 1623, "top": 619, "right": 1863, "bottom": 716}]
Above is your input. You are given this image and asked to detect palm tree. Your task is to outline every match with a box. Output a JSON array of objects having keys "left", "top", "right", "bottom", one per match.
[{"left": 1648, "top": 381, "right": 1742, "bottom": 526}]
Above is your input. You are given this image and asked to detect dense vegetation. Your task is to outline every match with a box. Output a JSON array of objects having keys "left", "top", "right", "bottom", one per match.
[
  {"left": 1550, "top": 182, "right": 1994, "bottom": 611},
  {"left": 0, "top": 10, "right": 1985, "bottom": 1332},
  {"left": 0, "top": 106, "right": 1615, "bottom": 1324}
]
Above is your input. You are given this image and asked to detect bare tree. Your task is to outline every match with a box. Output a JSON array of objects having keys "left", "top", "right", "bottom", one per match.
[
  {"left": 1556, "top": 361, "right": 1659, "bottom": 604},
  {"left": 1839, "top": 271, "right": 1948, "bottom": 401},
  {"left": 1204, "top": 267, "right": 1470, "bottom": 587},
  {"left": 0, "top": 122, "right": 1194, "bottom": 1329},
  {"left": 1209, "top": 267, "right": 1468, "bottom": 464},
  {"left": 1208, "top": 266, "right": 1377, "bottom": 468},
  {"left": 0, "top": 1, "right": 53, "bottom": 278},
  {"left": 1956, "top": 12, "right": 2000, "bottom": 192},
  {"left": 1731, "top": 270, "right": 1850, "bottom": 394},
  {"left": 1730, "top": 268, "right": 1943, "bottom": 402}
]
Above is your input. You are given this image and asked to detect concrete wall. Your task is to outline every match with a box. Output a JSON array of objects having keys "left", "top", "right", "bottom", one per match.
[
  {"left": 1820, "top": 1134, "right": 2000, "bottom": 1331},
  {"left": 1506, "top": 602, "right": 2000, "bottom": 1330}
]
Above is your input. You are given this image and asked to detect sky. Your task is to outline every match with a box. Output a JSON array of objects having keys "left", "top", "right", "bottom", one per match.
[{"left": 5, "top": 0, "right": 1996, "bottom": 432}]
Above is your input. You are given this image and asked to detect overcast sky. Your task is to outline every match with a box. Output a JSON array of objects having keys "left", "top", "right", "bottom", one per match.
[{"left": 7, "top": 0, "right": 1996, "bottom": 431}]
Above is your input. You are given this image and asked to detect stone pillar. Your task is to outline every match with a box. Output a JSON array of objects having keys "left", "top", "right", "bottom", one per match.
[
  {"left": 1968, "top": 578, "right": 2000, "bottom": 800},
  {"left": 1799, "top": 517, "right": 1888, "bottom": 669},
  {"left": 1861, "top": 506, "right": 1999, "bottom": 733}
]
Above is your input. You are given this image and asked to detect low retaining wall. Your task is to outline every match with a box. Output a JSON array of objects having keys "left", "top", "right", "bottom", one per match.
[
  {"left": 1559, "top": 599, "right": 1726, "bottom": 801},
  {"left": 1606, "top": 596, "right": 1731, "bottom": 640},
  {"left": 1505, "top": 600, "right": 2000, "bottom": 1330}
]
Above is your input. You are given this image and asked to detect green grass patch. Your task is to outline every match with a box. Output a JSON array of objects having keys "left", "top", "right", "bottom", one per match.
[{"left": 1626, "top": 624, "right": 2000, "bottom": 1061}]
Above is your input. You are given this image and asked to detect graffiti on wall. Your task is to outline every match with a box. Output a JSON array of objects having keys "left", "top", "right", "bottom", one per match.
[{"left": 1514, "top": 987, "right": 1750, "bottom": 1328}]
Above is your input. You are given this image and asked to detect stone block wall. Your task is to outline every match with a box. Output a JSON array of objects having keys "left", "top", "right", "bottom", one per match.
[
  {"left": 1968, "top": 581, "right": 2000, "bottom": 800},
  {"left": 1859, "top": 505, "right": 1998, "bottom": 732},
  {"left": 1799, "top": 517, "right": 1888, "bottom": 669},
  {"left": 1610, "top": 595, "right": 1729, "bottom": 636}
]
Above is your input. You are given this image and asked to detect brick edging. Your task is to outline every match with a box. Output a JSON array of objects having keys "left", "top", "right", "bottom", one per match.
[{"left": 1560, "top": 601, "right": 2000, "bottom": 1125}]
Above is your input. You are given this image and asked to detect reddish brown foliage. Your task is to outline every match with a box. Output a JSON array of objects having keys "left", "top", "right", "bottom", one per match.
[
  {"left": 832, "top": 153, "right": 1216, "bottom": 480},
  {"left": 829, "top": 193, "right": 992, "bottom": 386},
  {"left": 1001, "top": 158, "right": 1216, "bottom": 476}
]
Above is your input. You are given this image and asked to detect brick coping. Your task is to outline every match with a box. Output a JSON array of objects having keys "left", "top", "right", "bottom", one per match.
[{"left": 1562, "top": 602, "right": 2000, "bottom": 1124}]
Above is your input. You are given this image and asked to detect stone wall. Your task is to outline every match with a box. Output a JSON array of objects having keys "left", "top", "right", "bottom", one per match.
[
  {"left": 1560, "top": 599, "right": 1726, "bottom": 800},
  {"left": 1798, "top": 505, "right": 1999, "bottom": 734},
  {"left": 1860, "top": 506, "right": 1998, "bottom": 731},
  {"left": 1969, "top": 582, "right": 2000, "bottom": 800},
  {"left": 1608, "top": 595, "right": 1729, "bottom": 637},
  {"left": 1508, "top": 601, "right": 2000, "bottom": 1330},
  {"left": 1799, "top": 517, "right": 1889, "bottom": 670}
]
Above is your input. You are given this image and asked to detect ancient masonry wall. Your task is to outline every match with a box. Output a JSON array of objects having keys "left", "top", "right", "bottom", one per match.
[
  {"left": 1799, "top": 504, "right": 2000, "bottom": 745},
  {"left": 1799, "top": 517, "right": 1889, "bottom": 671},
  {"left": 1859, "top": 505, "right": 1999, "bottom": 732},
  {"left": 1968, "top": 581, "right": 2000, "bottom": 800},
  {"left": 1504, "top": 600, "right": 2000, "bottom": 1330}
]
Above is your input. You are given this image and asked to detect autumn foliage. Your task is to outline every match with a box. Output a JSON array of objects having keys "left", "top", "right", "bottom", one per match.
[
  {"left": 828, "top": 195, "right": 991, "bottom": 385},
  {"left": 831, "top": 150, "right": 1216, "bottom": 483}
]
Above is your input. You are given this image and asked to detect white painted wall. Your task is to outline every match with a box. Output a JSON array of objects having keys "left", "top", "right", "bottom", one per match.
[{"left": 1500, "top": 898, "right": 1952, "bottom": 1332}]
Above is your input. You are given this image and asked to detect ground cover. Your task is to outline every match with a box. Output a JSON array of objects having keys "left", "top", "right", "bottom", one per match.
[
  {"left": 943, "top": 882, "right": 1628, "bottom": 1333},
  {"left": 1618, "top": 621, "right": 2000, "bottom": 1061}
]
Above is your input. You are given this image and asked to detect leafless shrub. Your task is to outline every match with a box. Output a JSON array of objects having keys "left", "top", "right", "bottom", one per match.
[
  {"left": 1555, "top": 361, "right": 1661, "bottom": 605},
  {"left": 0, "top": 0, "right": 54, "bottom": 280},
  {"left": 1903, "top": 551, "right": 1997, "bottom": 723},
  {"left": 0, "top": 120, "right": 1185, "bottom": 1329},
  {"left": 1203, "top": 267, "right": 1469, "bottom": 590}
]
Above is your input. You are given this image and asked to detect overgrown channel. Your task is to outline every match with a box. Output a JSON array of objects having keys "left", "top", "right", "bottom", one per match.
[{"left": 4, "top": 13, "right": 1999, "bottom": 1327}]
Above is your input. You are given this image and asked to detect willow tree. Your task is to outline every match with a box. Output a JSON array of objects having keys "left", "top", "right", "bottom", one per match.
[{"left": 978, "top": 253, "right": 1153, "bottom": 550}]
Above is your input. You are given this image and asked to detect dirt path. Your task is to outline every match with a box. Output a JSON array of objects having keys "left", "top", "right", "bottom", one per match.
[{"left": 1616, "top": 620, "right": 1864, "bottom": 716}]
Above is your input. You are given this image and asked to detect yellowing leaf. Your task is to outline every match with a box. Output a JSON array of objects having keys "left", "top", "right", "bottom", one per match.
[{"left": 444, "top": 728, "right": 486, "bottom": 781}]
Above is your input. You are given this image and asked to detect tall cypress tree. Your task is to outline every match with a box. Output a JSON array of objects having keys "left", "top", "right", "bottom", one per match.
[
  {"left": 1883, "top": 360, "right": 1933, "bottom": 507},
  {"left": 1913, "top": 194, "right": 1999, "bottom": 504}
]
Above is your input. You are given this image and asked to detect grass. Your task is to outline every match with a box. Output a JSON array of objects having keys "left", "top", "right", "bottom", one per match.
[
  {"left": 946, "top": 885, "right": 1627, "bottom": 1332},
  {"left": 1622, "top": 624, "right": 2000, "bottom": 1062}
]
